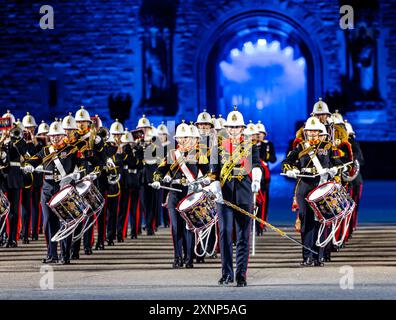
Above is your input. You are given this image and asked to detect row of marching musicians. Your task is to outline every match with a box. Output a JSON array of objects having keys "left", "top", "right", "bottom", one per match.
[
  {"left": 0, "top": 107, "right": 276, "bottom": 274},
  {"left": 282, "top": 98, "right": 364, "bottom": 267}
]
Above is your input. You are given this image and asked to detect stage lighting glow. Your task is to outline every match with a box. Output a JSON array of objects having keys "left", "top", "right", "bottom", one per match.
[
  {"left": 243, "top": 41, "right": 254, "bottom": 54},
  {"left": 283, "top": 46, "right": 293, "bottom": 58},
  {"left": 269, "top": 40, "right": 280, "bottom": 51},
  {"left": 257, "top": 39, "right": 267, "bottom": 46},
  {"left": 231, "top": 48, "right": 240, "bottom": 57}
]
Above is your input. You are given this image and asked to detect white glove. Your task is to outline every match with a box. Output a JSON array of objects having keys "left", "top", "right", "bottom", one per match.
[
  {"left": 88, "top": 172, "right": 98, "bottom": 181},
  {"left": 190, "top": 183, "right": 203, "bottom": 193},
  {"left": 328, "top": 167, "right": 338, "bottom": 178},
  {"left": 163, "top": 175, "right": 172, "bottom": 183},
  {"left": 251, "top": 180, "right": 260, "bottom": 193},
  {"left": 286, "top": 169, "right": 300, "bottom": 179},
  {"left": 151, "top": 181, "right": 161, "bottom": 190},
  {"left": 23, "top": 165, "right": 34, "bottom": 173},
  {"left": 202, "top": 177, "right": 211, "bottom": 186},
  {"left": 71, "top": 172, "right": 81, "bottom": 181},
  {"left": 36, "top": 165, "right": 43, "bottom": 172},
  {"left": 95, "top": 136, "right": 101, "bottom": 144}
]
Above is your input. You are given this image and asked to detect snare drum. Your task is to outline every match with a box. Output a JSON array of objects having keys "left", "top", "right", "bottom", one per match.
[
  {"left": 306, "top": 181, "right": 355, "bottom": 224},
  {"left": 48, "top": 185, "right": 90, "bottom": 222},
  {"left": 176, "top": 191, "right": 217, "bottom": 232},
  {"left": 75, "top": 178, "right": 104, "bottom": 215}
]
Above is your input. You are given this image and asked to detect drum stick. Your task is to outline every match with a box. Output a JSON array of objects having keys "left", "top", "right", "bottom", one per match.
[
  {"left": 149, "top": 183, "right": 182, "bottom": 193},
  {"left": 34, "top": 168, "right": 53, "bottom": 174}
]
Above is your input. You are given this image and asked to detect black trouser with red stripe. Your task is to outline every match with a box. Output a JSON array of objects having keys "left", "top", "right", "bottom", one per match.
[
  {"left": 21, "top": 187, "right": 32, "bottom": 240},
  {"left": 106, "top": 194, "right": 119, "bottom": 241},
  {"left": 95, "top": 183, "right": 107, "bottom": 246},
  {"left": 31, "top": 186, "right": 42, "bottom": 239},
  {"left": 7, "top": 188, "right": 21, "bottom": 244},
  {"left": 118, "top": 187, "right": 140, "bottom": 239}
]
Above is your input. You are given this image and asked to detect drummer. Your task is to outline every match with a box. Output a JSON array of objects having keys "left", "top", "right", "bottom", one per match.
[
  {"left": 22, "top": 120, "right": 83, "bottom": 264},
  {"left": 282, "top": 116, "right": 344, "bottom": 267},
  {"left": 151, "top": 121, "right": 211, "bottom": 269}
]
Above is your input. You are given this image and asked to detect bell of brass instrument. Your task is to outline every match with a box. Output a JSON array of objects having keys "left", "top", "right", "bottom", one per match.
[
  {"left": 88, "top": 122, "right": 97, "bottom": 149},
  {"left": 106, "top": 158, "right": 120, "bottom": 185},
  {"left": 10, "top": 126, "right": 23, "bottom": 141},
  {"left": 97, "top": 127, "right": 110, "bottom": 142}
]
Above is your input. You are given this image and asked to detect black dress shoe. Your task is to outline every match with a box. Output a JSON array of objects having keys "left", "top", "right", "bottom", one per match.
[
  {"left": 59, "top": 258, "right": 70, "bottom": 265},
  {"left": 42, "top": 256, "right": 58, "bottom": 264},
  {"left": 71, "top": 252, "right": 80, "bottom": 260},
  {"left": 314, "top": 260, "right": 324, "bottom": 267},
  {"left": 196, "top": 256, "right": 205, "bottom": 263},
  {"left": 107, "top": 239, "right": 115, "bottom": 246},
  {"left": 95, "top": 242, "right": 105, "bottom": 250},
  {"left": 320, "top": 256, "right": 331, "bottom": 263},
  {"left": 130, "top": 234, "right": 137, "bottom": 239},
  {"left": 209, "top": 253, "right": 217, "bottom": 259},
  {"left": 147, "top": 230, "right": 155, "bottom": 236},
  {"left": 185, "top": 262, "right": 194, "bottom": 269},
  {"left": 84, "top": 247, "right": 93, "bottom": 255},
  {"left": 22, "top": 238, "right": 29, "bottom": 244},
  {"left": 172, "top": 257, "right": 183, "bottom": 269},
  {"left": 6, "top": 241, "right": 17, "bottom": 248},
  {"left": 218, "top": 274, "right": 234, "bottom": 285},
  {"left": 31, "top": 235, "right": 39, "bottom": 241},
  {"left": 236, "top": 277, "right": 247, "bottom": 287},
  {"left": 300, "top": 257, "right": 313, "bottom": 267}
]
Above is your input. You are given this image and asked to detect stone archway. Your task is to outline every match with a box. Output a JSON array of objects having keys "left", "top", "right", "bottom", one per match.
[{"left": 175, "top": 0, "right": 340, "bottom": 121}]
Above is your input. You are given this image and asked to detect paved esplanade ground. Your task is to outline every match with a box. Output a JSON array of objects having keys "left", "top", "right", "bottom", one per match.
[{"left": 0, "top": 226, "right": 395, "bottom": 300}]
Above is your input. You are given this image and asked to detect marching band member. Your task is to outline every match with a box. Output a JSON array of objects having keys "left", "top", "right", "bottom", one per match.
[
  {"left": 72, "top": 106, "right": 104, "bottom": 256},
  {"left": 20, "top": 113, "right": 39, "bottom": 244},
  {"left": 344, "top": 121, "right": 364, "bottom": 238},
  {"left": 209, "top": 108, "right": 261, "bottom": 287},
  {"left": 152, "top": 121, "right": 210, "bottom": 269},
  {"left": 255, "top": 120, "right": 276, "bottom": 233},
  {"left": 282, "top": 116, "right": 344, "bottom": 267},
  {"left": 35, "top": 121, "right": 50, "bottom": 237},
  {"left": 1, "top": 111, "right": 27, "bottom": 248},
  {"left": 157, "top": 122, "right": 171, "bottom": 229},
  {"left": 23, "top": 120, "right": 82, "bottom": 264},
  {"left": 118, "top": 129, "right": 141, "bottom": 240},
  {"left": 137, "top": 115, "right": 161, "bottom": 236}
]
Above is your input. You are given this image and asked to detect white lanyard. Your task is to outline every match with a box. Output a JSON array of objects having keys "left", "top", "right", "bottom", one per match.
[{"left": 304, "top": 142, "right": 327, "bottom": 184}]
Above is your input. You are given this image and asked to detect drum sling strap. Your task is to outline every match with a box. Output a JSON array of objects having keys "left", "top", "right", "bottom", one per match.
[
  {"left": 48, "top": 146, "right": 67, "bottom": 178},
  {"left": 174, "top": 149, "right": 196, "bottom": 183},
  {"left": 303, "top": 142, "right": 327, "bottom": 184}
]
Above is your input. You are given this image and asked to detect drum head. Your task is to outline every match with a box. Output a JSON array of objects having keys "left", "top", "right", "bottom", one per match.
[
  {"left": 49, "top": 186, "right": 73, "bottom": 206},
  {"left": 76, "top": 180, "right": 91, "bottom": 196},
  {"left": 178, "top": 192, "right": 203, "bottom": 212},
  {"left": 308, "top": 182, "right": 334, "bottom": 201}
]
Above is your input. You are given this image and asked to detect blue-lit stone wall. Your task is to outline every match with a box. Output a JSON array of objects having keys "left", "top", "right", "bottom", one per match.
[{"left": 0, "top": 0, "right": 396, "bottom": 140}]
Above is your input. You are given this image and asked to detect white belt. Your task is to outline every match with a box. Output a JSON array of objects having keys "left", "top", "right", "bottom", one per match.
[
  {"left": 144, "top": 160, "right": 157, "bottom": 165},
  {"left": 128, "top": 169, "right": 137, "bottom": 174},
  {"left": 44, "top": 175, "right": 60, "bottom": 180},
  {"left": 171, "top": 179, "right": 188, "bottom": 186},
  {"left": 10, "top": 162, "right": 21, "bottom": 167}
]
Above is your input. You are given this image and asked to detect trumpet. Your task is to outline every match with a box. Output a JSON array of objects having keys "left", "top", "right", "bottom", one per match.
[{"left": 10, "top": 126, "right": 23, "bottom": 141}]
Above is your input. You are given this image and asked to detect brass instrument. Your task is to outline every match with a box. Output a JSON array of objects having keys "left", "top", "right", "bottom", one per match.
[
  {"left": 97, "top": 127, "right": 110, "bottom": 142},
  {"left": 10, "top": 126, "right": 23, "bottom": 141},
  {"left": 88, "top": 122, "right": 97, "bottom": 150},
  {"left": 105, "top": 158, "right": 120, "bottom": 185}
]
